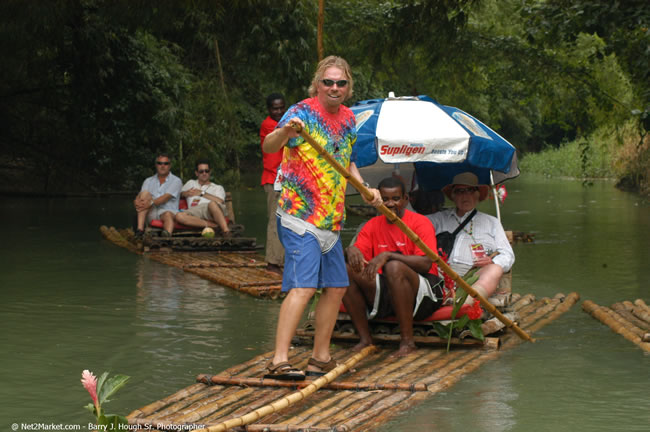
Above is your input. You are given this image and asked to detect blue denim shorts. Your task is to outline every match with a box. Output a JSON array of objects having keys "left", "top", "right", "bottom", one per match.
[{"left": 277, "top": 217, "right": 349, "bottom": 292}]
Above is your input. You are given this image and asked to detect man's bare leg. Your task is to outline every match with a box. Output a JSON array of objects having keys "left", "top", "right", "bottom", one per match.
[
  {"left": 175, "top": 212, "right": 217, "bottom": 229},
  {"left": 342, "top": 272, "right": 376, "bottom": 351},
  {"left": 465, "top": 264, "right": 503, "bottom": 305},
  {"left": 309, "top": 286, "right": 346, "bottom": 372},
  {"left": 160, "top": 211, "right": 175, "bottom": 234},
  {"left": 383, "top": 261, "right": 420, "bottom": 357},
  {"left": 271, "top": 288, "right": 316, "bottom": 366},
  {"left": 134, "top": 191, "right": 153, "bottom": 231}
]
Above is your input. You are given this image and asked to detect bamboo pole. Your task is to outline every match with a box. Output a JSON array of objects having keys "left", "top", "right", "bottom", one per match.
[
  {"left": 582, "top": 300, "right": 650, "bottom": 353},
  {"left": 526, "top": 292, "right": 580, "bottom": 334},
  {"left": 238, "top": 426, "right": 346, "bottom": 432},
  {"left": 295, "top": 329, "right": 488, "bottom": 347},
  {"left": 198, "top": 375, "right": 428, "bottom": 392},
  {"left": 634, "top": 299, "right": 650, "bottom": 314},
  {"left": 629, "top": 303, "right": 650, "bottom": 326},
  {"left": 612, "top": 303, "right": 650, "bottom": 332},
  {"left": 194, "top": 345, "right": 377, "bottom": 432},
  {"left": 291, "top": 124, "right": 534, "bottom": 343},
  {"left": 275, "top": 391, "right": 355, "bottom": 427},
  {"left": 128, "top": 383, "right": 207, "bottom": 419}
]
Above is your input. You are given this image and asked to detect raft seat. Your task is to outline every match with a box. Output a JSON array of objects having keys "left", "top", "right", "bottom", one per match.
[{"left": 148, "top": 195, "right": 235, "bottom": 232}]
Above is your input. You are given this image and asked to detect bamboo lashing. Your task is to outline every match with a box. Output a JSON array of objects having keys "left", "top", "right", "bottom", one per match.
[
  {"left": 290, "top": 123, "right": 534, "bottom": 343},
  {"left": 193, "top": 345, "right": 377, "bottom": 432}
]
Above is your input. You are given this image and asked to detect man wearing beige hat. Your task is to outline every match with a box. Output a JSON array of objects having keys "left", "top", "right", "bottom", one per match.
[{"left": 427, "top": 172, "right": 514, "bottom": 304}]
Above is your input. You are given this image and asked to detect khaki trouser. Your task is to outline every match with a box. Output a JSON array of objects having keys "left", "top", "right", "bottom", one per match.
[{"left": 264, "top": 184, "right": 284, "bottom": 265}]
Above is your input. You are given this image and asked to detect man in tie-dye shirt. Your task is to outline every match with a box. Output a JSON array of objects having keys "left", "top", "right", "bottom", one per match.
[{"left": 262, "top": 56, "right": 382, "bottom": 381}]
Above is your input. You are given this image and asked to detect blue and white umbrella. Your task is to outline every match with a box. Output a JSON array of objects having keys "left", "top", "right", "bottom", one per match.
[{"left": 350, "top": 95, "right": 519, "bottom": 192}]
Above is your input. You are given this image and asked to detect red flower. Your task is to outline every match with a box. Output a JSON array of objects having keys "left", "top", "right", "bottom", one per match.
[
  {"left": 81, "top": 369, "right": 100, "bottom": 415},
  {"left": 467, "top": 301, "right": 483, "bottom": 320}
]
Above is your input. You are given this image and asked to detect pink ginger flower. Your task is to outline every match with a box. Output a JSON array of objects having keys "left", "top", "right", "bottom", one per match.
[{"left": 81, "top": 370, "right": 101, "bottom": 414}]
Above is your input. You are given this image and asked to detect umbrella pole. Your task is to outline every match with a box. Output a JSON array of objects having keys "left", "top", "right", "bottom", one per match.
[
  {"left": 292, "top": 124, "right": 534, "bottom": 343},
  {"left": 490, "top": 171, "right": 502, "bottom": 223}
]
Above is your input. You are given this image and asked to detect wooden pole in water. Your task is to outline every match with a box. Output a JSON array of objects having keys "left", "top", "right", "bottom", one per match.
[
  {"left": 317, "top": 0, "right": 324, "bottom": 61},
  {"left": 291, "top": 123, "right": 534, "bottom": 343},
  {"left": 193, "top": 345, "right": 377, "bottom": 432}
]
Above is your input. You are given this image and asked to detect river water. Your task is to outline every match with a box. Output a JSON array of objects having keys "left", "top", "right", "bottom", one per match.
[{"left": 1, "top": 174, "right": 649, "bottom": 431}]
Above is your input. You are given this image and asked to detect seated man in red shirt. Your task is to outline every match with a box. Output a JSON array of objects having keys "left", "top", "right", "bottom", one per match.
[{"left": 344, "top": 177, "right": 443, "bottom": 356}]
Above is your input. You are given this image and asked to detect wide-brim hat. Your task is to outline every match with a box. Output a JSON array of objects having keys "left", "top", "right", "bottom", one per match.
[{"left": 442, "top": 172, "right": 490, "bottom": 201}]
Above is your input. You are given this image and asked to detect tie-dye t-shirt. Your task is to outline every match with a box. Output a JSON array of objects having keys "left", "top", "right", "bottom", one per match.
[{"left": 276, "top": 97, "right": 357, "bottom": 232}]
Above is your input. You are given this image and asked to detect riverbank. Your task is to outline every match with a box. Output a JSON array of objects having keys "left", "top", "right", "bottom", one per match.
[{"left": 520, "top": 120, "right": 649, "bottom": 196}]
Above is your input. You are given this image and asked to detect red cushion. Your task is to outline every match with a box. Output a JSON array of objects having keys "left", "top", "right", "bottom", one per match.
[{"left": 338, "top": 301, "right": 482, "bottom": 322}]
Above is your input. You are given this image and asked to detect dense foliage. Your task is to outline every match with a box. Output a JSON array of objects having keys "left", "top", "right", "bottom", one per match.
[{"left": 0, "top": 0, "right": 647, "bottom": 194}]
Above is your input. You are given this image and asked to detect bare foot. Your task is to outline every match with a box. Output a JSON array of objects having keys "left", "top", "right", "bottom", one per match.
[
  {"left": 351, "top": 339, "right": 374, "bottom": 352},
  {"left": 392, "top": 343, "right": 417, "bottom": 357},
  {"left": 267, "top": 264, "right": 283, "bottom": 275}
]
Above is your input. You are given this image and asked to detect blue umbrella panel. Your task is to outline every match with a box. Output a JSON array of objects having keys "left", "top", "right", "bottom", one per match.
[{"left": 349, "top": 95, "right": 519, "bottom": 191}]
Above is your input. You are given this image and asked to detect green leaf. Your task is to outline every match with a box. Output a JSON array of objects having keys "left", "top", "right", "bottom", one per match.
[
  {"left": 456, "top": 314, "right": 470, "bottom": 329},
  {"left": 97, "top": 414, "right": 129, "bottom": 427},
  {"left": 98, "top": 374, "right": 130, "bottom": 406},
  {"left": 467, "top": 319, "right": 485, "bottom": 341},
  {"left": 83, "top": 403, "right": 95, "bottom": 415},
  {"left": 95, "top": 371, "right": 109, "bottom": 407},
  {"left": 432, "top": 322, "right": 452, "bottom": 339},
  {"left": 451, "top": 289, "right": 468, "bottom": 319}
]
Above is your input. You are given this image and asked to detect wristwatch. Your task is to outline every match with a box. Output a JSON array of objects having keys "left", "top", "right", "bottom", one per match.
[{"left": 362, "top": 181, "right": 370, "bottom": 189}]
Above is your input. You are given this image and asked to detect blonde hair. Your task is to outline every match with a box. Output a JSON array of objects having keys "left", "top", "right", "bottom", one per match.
[{"left": 307, "top": 56, "right": 354, "bottom": 101}]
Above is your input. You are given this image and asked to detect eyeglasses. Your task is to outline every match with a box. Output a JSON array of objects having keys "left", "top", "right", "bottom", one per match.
[
  {"left": 453, "top": 187, "right": 479, "bottom": 195},
  {"left": 156, "top": 161, "right": 170, "bottom": 166},
  {"left": 197, "top": 169, "right": 210, "bottom": 174},
  {"left": 321, "top": 79, "right": 348, "bottom": 87}
]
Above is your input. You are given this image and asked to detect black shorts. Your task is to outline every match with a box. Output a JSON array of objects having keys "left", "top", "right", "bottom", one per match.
[{"left": 369, "top": 273, "right": 444, "bottom": 321}]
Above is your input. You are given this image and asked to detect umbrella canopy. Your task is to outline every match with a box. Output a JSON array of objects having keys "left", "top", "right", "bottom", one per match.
[{"left": 349, "top": 95, "right": 519, "bottom": 191}]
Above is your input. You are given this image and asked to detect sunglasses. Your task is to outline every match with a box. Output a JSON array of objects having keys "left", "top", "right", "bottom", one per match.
[
  {"left": 156, "top": 161, "right": 170, "bottom": 166},
  {"left": 321, "top": 79, "right": 348, "bottom": 87},
  {"left": 197, "top": 169, "right": 210, "bottom": 174},
  {"left": 454, "top": 187, "right": 479, "bottom": 195}
]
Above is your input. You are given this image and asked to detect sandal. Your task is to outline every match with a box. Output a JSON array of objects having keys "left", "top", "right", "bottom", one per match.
[
  {"left": 305, "top": 357, "right": 338, "bottom": 377},
  {"left": 263, "top": 361, "right": 305, "bottom": 381}
]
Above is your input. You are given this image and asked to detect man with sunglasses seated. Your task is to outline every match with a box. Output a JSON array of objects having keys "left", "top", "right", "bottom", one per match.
[
  {"left": 133, "top": 153, "right": 183, "bottom": 238},
  {"left": 427, "top": 172, "right": 514, "bottom": 305},
  {"left": 175, "top": 159, "right": 231, "bottom": 236}
]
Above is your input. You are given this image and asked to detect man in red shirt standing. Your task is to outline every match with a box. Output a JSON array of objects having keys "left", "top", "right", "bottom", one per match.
[
  {"left": 260, "top": 93, "right": 287, "bottom": 274},
  {"left": 344, "top": 177, "right": 444, "bottom": 356}
]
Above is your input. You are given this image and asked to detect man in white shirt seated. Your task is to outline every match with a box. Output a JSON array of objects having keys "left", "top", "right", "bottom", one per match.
[
  {"left": 427, "top": 172, "right": 514, "bottom": 304},
  {"left": 133, "top": 153, "right": 183, "bottom": 238},
  {"left": 175, "top": 159, "right": 230, "bottom": 236}
]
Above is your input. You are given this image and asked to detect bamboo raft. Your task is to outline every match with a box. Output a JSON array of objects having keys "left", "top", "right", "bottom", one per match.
[
  {"left": 127, "top": 292, "right": 579, "bottom": 432},
  {"left": 582, "top": 299, "right": 650, "bottom": 353},
  {"left": 100, "top": 226, "right": 283, "bottom": 298}
]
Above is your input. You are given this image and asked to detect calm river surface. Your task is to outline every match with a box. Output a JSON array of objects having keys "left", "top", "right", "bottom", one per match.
[{"left": 2, "top": 174, "right": 649, "bottom": 431}]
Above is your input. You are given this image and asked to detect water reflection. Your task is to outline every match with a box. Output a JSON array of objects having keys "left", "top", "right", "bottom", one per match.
[
  {"left": 132, "top": 258, "right": 279, "bottom": 375},
  {"left": 382, "top": 359, "right": 516, "bottom": 432}
]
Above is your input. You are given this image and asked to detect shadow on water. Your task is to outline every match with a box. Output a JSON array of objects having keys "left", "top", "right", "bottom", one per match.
[{"left": 1, "top": 174, "right": 649, "bottom": 430}]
